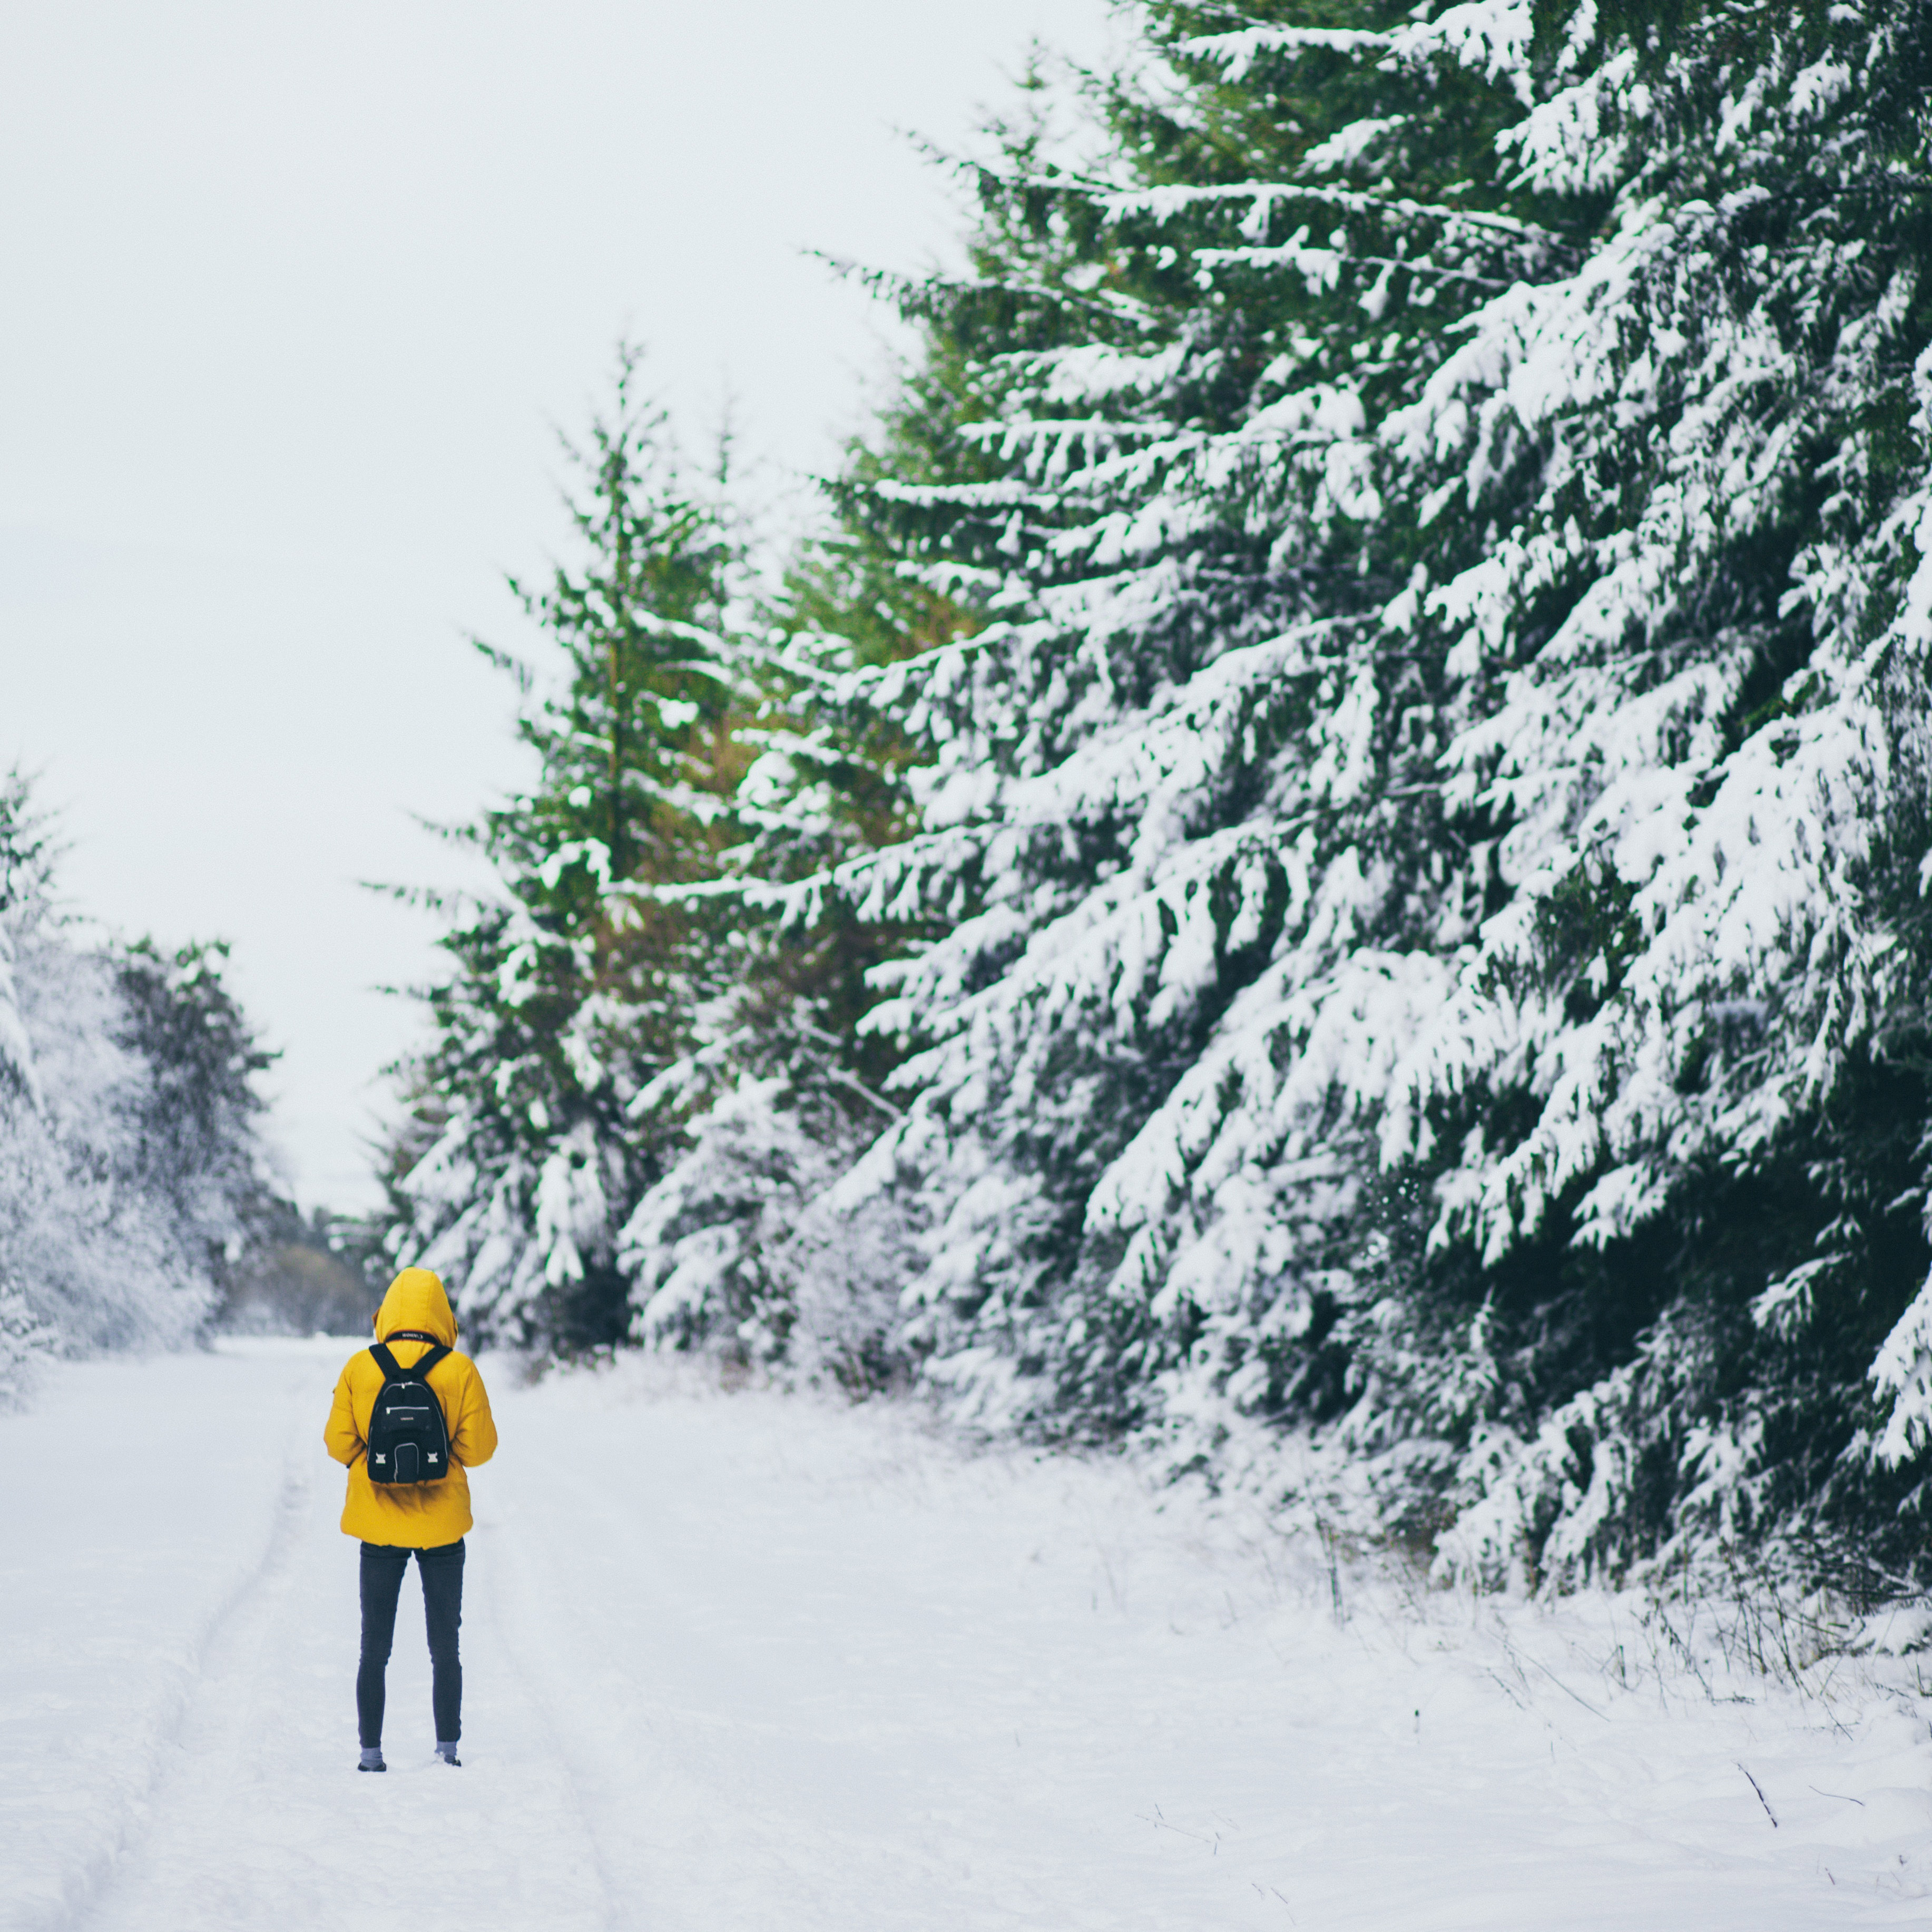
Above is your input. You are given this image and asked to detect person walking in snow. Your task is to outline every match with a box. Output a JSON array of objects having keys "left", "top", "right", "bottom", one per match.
[{"left": 325, "top": 1267, "right": 497, "bottom": 1773}]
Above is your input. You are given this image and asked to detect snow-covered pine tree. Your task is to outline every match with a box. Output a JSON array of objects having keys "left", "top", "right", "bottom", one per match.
[
  {"left": 114, "top": 937, "right": 277, "bottom": 1304},
  {"left": 789, "top": 0, "right": 1932, "bottom": 1588},
  {"left": 616, "top": 410, "right": 970, "bottom": 1372},
  {"left": 386, "top": 351, "right": 754, "bottom": 1349},
  {"left": 0, "top": 778, "right": 54, "bottom": 1404},
  {"left": 0, "top": 773, "right": 274, "bottom": 1388}
]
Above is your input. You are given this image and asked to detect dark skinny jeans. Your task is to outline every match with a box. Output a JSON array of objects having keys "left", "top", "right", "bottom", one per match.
[{"left": 357, "top": 1539, "right": 465, "bottom": 1748}]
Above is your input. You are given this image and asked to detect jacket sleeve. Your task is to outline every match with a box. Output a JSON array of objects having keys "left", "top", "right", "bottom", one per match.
[
  {"left": 324, "top": 1362, "right": 365, "bottom": 1466},
  {"left": 451, "top": 1360, "right": 498, "bottom": 1470}
]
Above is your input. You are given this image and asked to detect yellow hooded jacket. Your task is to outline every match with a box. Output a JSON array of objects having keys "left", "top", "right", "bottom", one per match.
[{"left": 325, "top": 1269, "right": 497, "bottom": 1547}]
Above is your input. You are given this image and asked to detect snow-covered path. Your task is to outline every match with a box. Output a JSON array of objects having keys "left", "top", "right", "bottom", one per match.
[{"left": 4, "top": 1341, "right": 1931, "bottom": 1930}]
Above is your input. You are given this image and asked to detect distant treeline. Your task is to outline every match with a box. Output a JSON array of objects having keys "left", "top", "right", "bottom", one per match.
[{"left": 0, "top": 776, "right": 381, "bottom": 1397}]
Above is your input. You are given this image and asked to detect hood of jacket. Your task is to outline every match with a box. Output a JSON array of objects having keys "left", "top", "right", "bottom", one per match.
[{"left": 373, "top": 1268, "right": 458, "bottom": 1346}]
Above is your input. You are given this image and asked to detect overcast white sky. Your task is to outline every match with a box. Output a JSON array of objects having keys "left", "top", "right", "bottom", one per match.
[{"left": 3, "top": 0, "right": 1111, "bottom": 1210}]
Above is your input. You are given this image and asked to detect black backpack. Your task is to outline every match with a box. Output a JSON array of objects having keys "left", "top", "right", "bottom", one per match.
[{"left": 365, "top": 1331, "right": 454, "bottom": 1486}]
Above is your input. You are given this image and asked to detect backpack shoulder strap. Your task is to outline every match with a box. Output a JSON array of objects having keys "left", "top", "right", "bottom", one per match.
[{"left": 369, "top": 1336, "right": 451, "bottom": 1381}]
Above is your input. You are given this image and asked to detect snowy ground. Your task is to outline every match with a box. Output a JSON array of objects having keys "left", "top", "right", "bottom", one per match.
[{"left": 4, "top": 1340, "right": 1931, "bottom": 1930}]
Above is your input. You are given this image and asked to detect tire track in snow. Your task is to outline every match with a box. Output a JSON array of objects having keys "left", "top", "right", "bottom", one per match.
[
  {"left": 481, "top": 1404, "right": 775, "bottom": 1931},
  {"left": 18, "top": 1357, "right": 319, "bottom": 1932},
  {"left": 473, "top": 1527, "right": 626, "bottom": 1932},
  {"left": 480, "top": 1385, "right": 1092, "bottom": 1932}
]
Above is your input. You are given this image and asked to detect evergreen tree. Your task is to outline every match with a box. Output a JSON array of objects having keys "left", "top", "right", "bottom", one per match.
[
  {"left": 387, "top": 350, "right": 752, "bottom": 1349},
  {"left": 615, "top": 404, "right": 969, "bottom": 1370},
  {"left": 772, "top": 0, "right": 1932, "bottom": 1587},
  {"left": 114, "top": 938, "right": 276, "bottom": 1302},
  {"left": 377, "top": 3, "right": 1932, "bottom": 1593},
  {"left": 0, "top": 772, "right": 276, "bottom": 1390}
]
